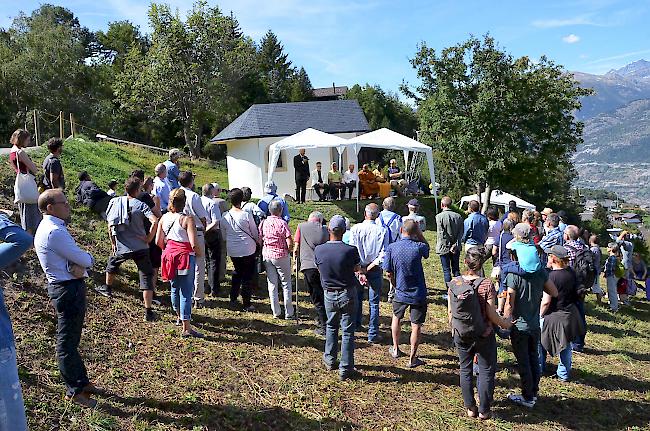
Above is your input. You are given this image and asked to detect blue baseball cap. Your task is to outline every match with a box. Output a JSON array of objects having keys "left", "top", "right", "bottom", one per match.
[{"left": 329, "top": 214, "right": 346, "bottom": 231}]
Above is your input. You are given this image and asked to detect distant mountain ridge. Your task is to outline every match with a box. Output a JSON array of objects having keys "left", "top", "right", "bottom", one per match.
[{"left": 572, "top": 60, "right": 650, "bottom": 204}]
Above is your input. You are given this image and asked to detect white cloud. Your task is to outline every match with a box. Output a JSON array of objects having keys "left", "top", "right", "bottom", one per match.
[
  {"left": 532, "top": 15, "right": 594, "bottom": 28},
  {"left": 562, "top": 34, "right": 580, "bottom": 44},
  {"left": 585, "top": 48, "right": 650, "bottom": 65}
]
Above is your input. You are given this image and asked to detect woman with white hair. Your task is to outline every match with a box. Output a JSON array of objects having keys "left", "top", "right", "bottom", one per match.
[
  {"left": 163, "top": 149, "right": 182, "bottom": 189},
  {"left": 260, "top": 199, "right": 295, "bottom": 319}
]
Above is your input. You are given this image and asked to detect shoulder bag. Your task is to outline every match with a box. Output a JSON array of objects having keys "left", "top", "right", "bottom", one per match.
[{"left": 13, "top": 151, "right": 39, "bottom": 204}]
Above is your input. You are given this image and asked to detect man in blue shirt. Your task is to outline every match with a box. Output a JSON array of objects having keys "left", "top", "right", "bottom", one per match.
[
  {"left": 163, "top": 149, "right": 182, "bottom": 190},
  {"left": 0, "top": 212, "right": 32, "bottom": 429},
  {"left": 383, "top": 220, "right": 429, "bottom": 368},
  {"left": 315, "top": 215, "right": 361, "bottom": 381},
  {"left": 377, "top": 197, "right": 402, "bottom": 303},
  {"left": 462, "top": 200, "right": 488, "bottom": 248},
  {"left": 258, "top": 181, "right": 290, "bottom": 223}
]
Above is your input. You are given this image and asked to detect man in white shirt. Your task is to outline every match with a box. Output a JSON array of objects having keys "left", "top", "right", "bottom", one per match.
[
  {"left": 153, "top": 163, "right": 171, "bottom": 213},
  {"left": 342, "top": 163, "right": 358, "bottom": 200},
  {"left": 34, "top": 189, "right": 103, "bottom": 408},
  {"left": 350, "top": 203, "right": 388, "bottom": 343},
  {"left": 309, "top": 161, "right": 329, "bottom": 201},
  {"left": 377, "top": 197, "right": 403, "bottom": 303},
  {"left": 201, "top": 183, "right": 222, "bottom": 297},
  {"left": 179, "top": 171, "right": 209, "bottom": 307}
]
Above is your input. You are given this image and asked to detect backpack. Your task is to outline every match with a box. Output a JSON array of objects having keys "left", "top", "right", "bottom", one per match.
[
  {"left": 567, "top": 244, "right": 596, "bottom": 295},
  {"left": 378, "top": 212, "right": 400, "bottom": 243},
  {"left": 447, "top": 276, "right": 487, "bottom": 339}
]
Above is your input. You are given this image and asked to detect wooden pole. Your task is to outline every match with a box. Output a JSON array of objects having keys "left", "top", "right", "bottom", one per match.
[
  {"left": 59, "top": 111, "right": 64, "bottom": 139},
  {"left": 69, "top": 113, "right": 75, "bottom": 139},
  {"left": 33, "top": 110, "right": 39, "bottom": 146}
]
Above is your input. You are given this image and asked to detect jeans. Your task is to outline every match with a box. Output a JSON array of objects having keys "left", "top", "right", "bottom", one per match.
[
  {"left": 440, "top": 251, "right": 461, "bottom": 283},
  {"left": 606, "top": 275, "right": 619, "bottom": 311},
  {"left": 572, "top": 300, "right": 586, "bottom": 351},
  {"left": 303, "top": 269, "right": 326, "bottom": 327},
  {"left": 0, "top": 346, "right": 27, "bottom": 431},
  {"left": 539, "top": 317, "right": 573, "bottom": 381},
  {"left": 171, "top": 255, "right": 195, "bottom": 321},
  {"left": 454, "top": 333, "right": 497, "bottom": 414},
  {"left": 47, "top": 279, "right": 90, "bottom": 397},
  {"left": 510, "top": 328, "right": 541, "bottom": 401},
  {"left": 265, "top": 256, "right": 294, "bottom": 318},
  {"left": 365, "top": 269, "right": 383, "bottom": 342},
  {"left": 324, "top": 287, "right": 357, "bottom": 376},
  {"left": 193, "top": 233, "right": 206, "bottom": 303},
  {"left": 313, "top": 183, "right": 329, "bottom": 201},
  {"left": 205, "top": 236, "right": 222, "bottom": 295},
  {"left": 231, "top": 254, "right": 256, "bottom": 307}
]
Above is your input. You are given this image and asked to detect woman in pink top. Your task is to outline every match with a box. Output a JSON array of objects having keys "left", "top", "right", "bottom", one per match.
[
  {"left": 9, "top": 129, "right": 42, "bottom": 234},
  {"left": 260, "top": 199, "right": 294, "bottom": 319}
]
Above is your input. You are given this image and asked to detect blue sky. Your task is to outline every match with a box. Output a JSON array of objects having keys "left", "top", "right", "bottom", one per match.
[{"left": 1, "top": 0, "right": 648, "bottom": 94}]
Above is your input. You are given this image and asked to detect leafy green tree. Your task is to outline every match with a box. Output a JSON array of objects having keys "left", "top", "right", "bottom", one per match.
[
  {"left": 96, "top": 21, "right": 148, "bottom": 70},
  {"left": 345, "top": 84, "right": 417, "bottom": 137},
  {"left": 289, "top": 67, "right": 313, "bottom": 102},
  {"left": 403, "top": 35, "right": 592, "bottom": 208},
  {"left": 115, "top": 2, "right": 259, "bottom": 157},
  {"left": 258, "top": 30, "right": 294, "bottom": 102}
]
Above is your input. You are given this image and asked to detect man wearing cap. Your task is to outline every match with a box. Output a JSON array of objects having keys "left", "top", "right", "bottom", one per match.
[
  {"left": 402, "top": 199, "right": 426, "bottom": 232},
  {"left": 163, "top": 149, "right": 182, "bottom": 190},
  {"left": 350, "top": 203, "right": 388, "bottom": 343},
  {"left": 293, "top": 148, "right": 310, "bottom": 204},
  {"left": 179, "top": 171, "right": 209, "bottom": 307},
  {"left": 258, "top": 181, "right": 290, "bottom": 223},
  {"left": 315, "top": 215, "right": 362, "bottom": 381},
  {"left": 539, "top": 245, "right": 585, "bottom": 383},
  {"left": 436, "top": 196, "right": 464, "bottom": 283},
  {"left": 153, "top": 163, "right": 171, "bottom": 212},
  {"left": 557, "top": 210, "right": 568, "bottom": 232}
]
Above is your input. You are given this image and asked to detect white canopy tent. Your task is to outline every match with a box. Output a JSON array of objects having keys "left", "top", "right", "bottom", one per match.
[
  {"left": 347, "top": 128, "right": 438, "bottom": 212},
  {"left": 460, "top": 189, "right": 536, "bottom": 211},
  {"left": 267, "top": 127, "right": 438, "bottom": 213}
]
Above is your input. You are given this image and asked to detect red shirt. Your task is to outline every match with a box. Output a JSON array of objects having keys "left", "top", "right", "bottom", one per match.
[{"left": 260, "top": 215, "right": 292, "bottom": 260}]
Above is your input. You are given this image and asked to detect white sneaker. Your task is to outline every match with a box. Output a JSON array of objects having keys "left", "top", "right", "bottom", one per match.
[{"left": 508, "top": 393, "right": 535, "bottom": 408}]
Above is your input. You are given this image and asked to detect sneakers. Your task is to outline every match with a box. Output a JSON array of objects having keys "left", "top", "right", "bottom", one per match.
[
  {"left": 82, "top": 383, "right": 107, "bottom": 396},
  {"left": 182, "top": 329, "right": 205, "bottom": 338},
  {"left": 508, "top": 393, "right": 535, "bottom": 408},
  {"left": 144, "top": 308, "right": 157, "bottom": 322},
  {"left": 66, "top": 392, "right": 97, "bottom": 409},
  {"left": 339, "top": 369, "right": 361, "bottom": 381},
  {"left": 243, "top": 305, "right": 256, "bottom": 312},
  {"left": 407, "top": 357, "right": 426, "bottom": 368},
  {"left": 94, "top": 285, "right": 112, "bottom": 298},
  {"left": 388, "top": 346, "right": 406, "bottom": 359}
]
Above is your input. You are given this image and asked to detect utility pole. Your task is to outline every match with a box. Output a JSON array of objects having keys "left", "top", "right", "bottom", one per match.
[
  {"left": 33, "top": 110, "right": 39, "bottom": 146},
  {"left": 59, "top": 111, "right": 64, "bottom": 139}
]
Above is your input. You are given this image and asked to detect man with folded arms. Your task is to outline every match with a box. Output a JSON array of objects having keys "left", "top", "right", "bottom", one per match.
[{"left": 34, "top": 189, "right": 105, "bottom": 408}]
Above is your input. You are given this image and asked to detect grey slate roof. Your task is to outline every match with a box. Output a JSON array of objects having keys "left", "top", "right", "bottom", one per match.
[{"left": 210, "top": 100, "right": 369, "bottom": 142}]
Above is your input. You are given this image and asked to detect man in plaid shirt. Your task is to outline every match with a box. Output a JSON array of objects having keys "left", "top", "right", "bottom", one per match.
[{"left": 563, "top": 224, "right": 588, "bottom": 352}]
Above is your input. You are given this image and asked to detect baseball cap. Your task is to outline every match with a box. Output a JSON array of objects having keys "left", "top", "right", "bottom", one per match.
[
  {"left": 546, "top": 245, "right": 568, "bottom": 259},
  {"left": 407, "top": 198, "right": 419, "bottom": 207},
  {"left": 541, "top": 207, "right": 553, "bottom": 216},
  {"left": 329, "top": 214, "right": 346, "bottom": 231},
  {"left": 512, "top": 222, "right": 531, "bottom": 239}
]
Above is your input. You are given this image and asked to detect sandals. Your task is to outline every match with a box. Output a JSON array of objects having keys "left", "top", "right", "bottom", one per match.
[
  {"left": 407, "top": 357, "right": 426, "bottom": 368},
  {"left": 182, "top": 329, "right": 205, "bottom": 338},
  {"left": 388, "top": 346, "right": 406, "bottom": 359}
]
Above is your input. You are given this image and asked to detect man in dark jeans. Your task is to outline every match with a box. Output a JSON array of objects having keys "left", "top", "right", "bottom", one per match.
[
  {"left": 504, "top": 266, "right": 557, "bottom": 408},
  {"left": 435, "top": 196, "right": 464, "bottom": 283},
  {"left": 315, "top": 215, "right": 361, "bottom": 381},
  {"left": 293, "top": 211, "right": 329, "bottom": 336},
  {"left": 34, "top": 190, "right": 104, "bottom": 408},
  {"left": 293, "top": 148, "right": 310, "bottom": 203}
]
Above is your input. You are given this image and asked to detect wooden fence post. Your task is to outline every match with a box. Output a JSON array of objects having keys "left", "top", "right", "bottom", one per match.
[
  {"left": 33, "top": 110, "right": 39, "bottom": 146},
  {"left": 70, "top": 113, "right": 75, "bottom": 139},
  {"left": 59, "top": 111, "right": 64, "bottom": 139}
]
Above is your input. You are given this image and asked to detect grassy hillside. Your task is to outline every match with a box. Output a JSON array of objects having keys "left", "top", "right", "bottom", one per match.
[{"left": 1, "top": 139, "right": 650, "bottom": 430}]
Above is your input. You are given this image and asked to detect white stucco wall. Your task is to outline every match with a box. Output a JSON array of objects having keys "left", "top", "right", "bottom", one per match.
[{"left": 224, "top": 132, "right": 363, "bottom": 199}]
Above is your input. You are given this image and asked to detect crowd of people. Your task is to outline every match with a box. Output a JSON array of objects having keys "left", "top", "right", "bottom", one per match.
[{"left": 1, "top": 131, "right": 649, "bottom": 426}]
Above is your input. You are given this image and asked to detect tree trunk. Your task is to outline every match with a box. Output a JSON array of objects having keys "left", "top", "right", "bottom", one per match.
[
  {"left": 183, "top": 121, "right": 200, "bottom": 158},
  {"left": 481, "top": 183, "right": 492, "bottom": 214},
  {"left": 476, "top": 182, "right": 483, "bottom": 208}
]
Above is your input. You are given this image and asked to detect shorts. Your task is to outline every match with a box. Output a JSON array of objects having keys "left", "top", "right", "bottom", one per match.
[
  {"left": 392, "top": 301, "right": 427, "bottom": 324},
  {"left": 106, "top": 249, "right": 154, "bottom": 291}
]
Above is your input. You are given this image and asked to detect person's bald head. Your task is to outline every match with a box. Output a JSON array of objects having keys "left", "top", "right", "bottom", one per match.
[
  {"left": 38, "top": 189, "right": 70, "bottom": 220},
  {"left": 383, "top": 197, "right": 395, "bottom": 211},
  {"left": 566, "top": 225, "right": 580, "bottom": 241},
  {"left": 441, "top": 196, "right": 452, "bottom": 208},
  {"left": 401, "top": 219, "right": 420, "bottom": 239}
]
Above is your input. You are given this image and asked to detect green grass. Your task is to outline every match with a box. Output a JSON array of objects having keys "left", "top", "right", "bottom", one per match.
[{"left": 1, "top": 138, "right": 650, "bottom": 430}]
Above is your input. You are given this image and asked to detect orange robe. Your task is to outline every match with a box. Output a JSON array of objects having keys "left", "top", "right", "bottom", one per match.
[{"left": 359, "top": 170, "right": 379, "bottom": 197}]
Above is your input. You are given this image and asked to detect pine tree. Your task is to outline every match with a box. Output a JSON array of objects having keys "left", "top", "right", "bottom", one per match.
[
  {"left": 289, "top": 67, "right": 313, "bottom": 101},
  {"left": 258, "top": 30, "right": 293, "bottom": 102}
]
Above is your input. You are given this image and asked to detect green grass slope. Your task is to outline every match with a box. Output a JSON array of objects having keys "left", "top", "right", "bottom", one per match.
[{"left": 1, "top": 139, "right": 650, "bottom": 430}]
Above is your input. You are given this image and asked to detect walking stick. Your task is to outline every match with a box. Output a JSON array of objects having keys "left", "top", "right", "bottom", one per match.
[{"left": 294, "top": 254, "right": 300, "bottom": 324}]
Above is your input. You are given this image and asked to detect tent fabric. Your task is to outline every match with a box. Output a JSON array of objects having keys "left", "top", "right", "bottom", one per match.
[
  {"left": 267, "top": 128, "right": 349, "bottom": 179},
  {"left": 460, "top": 190, "right": 536, "bottom": 210}
]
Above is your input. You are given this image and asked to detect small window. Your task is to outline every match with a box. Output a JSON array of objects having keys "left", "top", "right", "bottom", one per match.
[{"left": 265, "top": 147, "right": 287, "bottom": 173}]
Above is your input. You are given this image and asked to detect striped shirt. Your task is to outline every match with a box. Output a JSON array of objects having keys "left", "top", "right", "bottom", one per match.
[{"left": 539, "top": 227, "right": 564, "bottom": 251}]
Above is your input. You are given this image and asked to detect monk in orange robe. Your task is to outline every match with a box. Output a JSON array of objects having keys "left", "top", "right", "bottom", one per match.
[{"left": 358, "top": 163, "right": 380, "bottom": 198}]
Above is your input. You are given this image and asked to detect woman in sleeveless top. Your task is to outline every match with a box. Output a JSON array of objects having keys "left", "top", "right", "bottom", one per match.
[
  {"left": 8, "top": 129, "right": 42, "bottom": 234},
  {"left": 156, "top": 188, "right": 203, "bottom": 338}
]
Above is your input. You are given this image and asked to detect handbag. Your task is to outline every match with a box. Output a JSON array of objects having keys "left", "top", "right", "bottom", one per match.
[{"left": 13, "top": 151, "right": 39, "bottom": 204}]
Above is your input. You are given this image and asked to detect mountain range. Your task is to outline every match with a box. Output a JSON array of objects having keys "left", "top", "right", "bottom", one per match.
[{"left": 572, "top": 59, "right": 650, "bottom": 205}]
